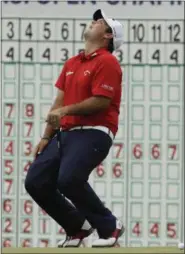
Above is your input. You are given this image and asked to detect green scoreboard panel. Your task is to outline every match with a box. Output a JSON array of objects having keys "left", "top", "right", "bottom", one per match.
[{"left": 1, "top": 2, "right": 184, "bottom": 248}]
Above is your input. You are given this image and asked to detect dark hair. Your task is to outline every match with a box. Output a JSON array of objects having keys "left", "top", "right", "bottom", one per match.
[{"left": 106, "top": 26, "right": 114, "bottom": 53}]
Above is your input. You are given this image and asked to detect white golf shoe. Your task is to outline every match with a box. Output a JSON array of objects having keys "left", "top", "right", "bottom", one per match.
[
  {"left": 57, "top": 220, "right": 93, "bottom": 248},
  {"left": 92, "top": 220, "right": 124, "bottom": 247}
]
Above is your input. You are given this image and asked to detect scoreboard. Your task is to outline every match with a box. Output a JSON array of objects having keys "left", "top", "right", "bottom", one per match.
[{"left": 1, "top": 1, "right": 184, "bottom": 248}]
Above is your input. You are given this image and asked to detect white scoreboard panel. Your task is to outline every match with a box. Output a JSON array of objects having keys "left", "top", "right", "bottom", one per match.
[{"left": 1, "top": 1, "right": 184, "bottom": 248}]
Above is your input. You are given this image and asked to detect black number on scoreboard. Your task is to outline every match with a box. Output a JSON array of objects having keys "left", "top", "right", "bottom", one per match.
[
  {"left": 43, "top": 22, "right": 51, "bottom": 40},
  {"left": 170, "top": 50, "right": 178, "bottom": 63},
  {"left": 168, "top": 24, "right": 181, "bottom": 42},
  {"left": 42, "top": 48, "right": 50, "bottom": 61},
  {"left": 61, "top": 48, "right": 69, "bottom": 61},
  {"left": 6, "top": 47, "right": 14, "bottom": 61},
  {"left": 25, "top": 48, "right": 33, "bottom": 61},
  {"left": 61, "top": 23, "right": 69, "bottom": 40},
  {"left": 80, "top": 23, "right": 87, "bottom": 40},
  {"left": 7, "top": 22, "right": 14, "bottom": 39},
  {"left": 152, "top": 49, "right": 160, "bottom": 63},
  {"left": 116, "top": 50, "right": 123, "bottom": 63},
  {"left": 151, "top": 25, "right": 161, "bottom": 42},
  {"left": 25, "top": 23, "right": 33, "bottom": 39},
  {"left": 132, "top": 24, "right": 145, "bottom": 42},
  {"left": 134, "top": 49, "right": 142, "bottom": 63}
]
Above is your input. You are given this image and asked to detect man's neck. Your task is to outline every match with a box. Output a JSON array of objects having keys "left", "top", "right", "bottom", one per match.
[{"left": 84, "top": 41, "right": 105, "bottom": 56}]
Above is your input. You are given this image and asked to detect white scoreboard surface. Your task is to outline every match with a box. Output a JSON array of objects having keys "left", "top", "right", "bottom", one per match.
[{"left": 1, "top": 0, "right": 184, "bottom": 248}]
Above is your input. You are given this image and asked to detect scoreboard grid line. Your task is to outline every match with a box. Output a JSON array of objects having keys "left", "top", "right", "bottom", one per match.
[
  {"left": 2, "top": 63, "right": 184, "bottom": 66},
  {"left": 2, "top": 40, "right": 184, "bottom": 44},
  {"left": 15, "top": 17, "right": 21, "bottom": 247},
  {"left": 181, "top": 16, "right": 185, "bottom": 244},
  {"left": 124, "top": 18, "right": 130, "bottom": 247},
  {"left": 2, "top": 17, "right": 184, "bottom": 21}
]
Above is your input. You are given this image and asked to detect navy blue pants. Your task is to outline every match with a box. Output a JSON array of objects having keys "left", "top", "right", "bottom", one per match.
[{"left": 25, "top": 129, "right": 116, "bottom": 237}]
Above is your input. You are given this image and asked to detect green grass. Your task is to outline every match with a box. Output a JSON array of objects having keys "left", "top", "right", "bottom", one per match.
[{"left": 2, "top": 247, "right": 184, "bottom": 254}]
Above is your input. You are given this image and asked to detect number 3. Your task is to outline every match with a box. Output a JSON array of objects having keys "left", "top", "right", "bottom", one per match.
[
  {"left": 7, "top": 22, "right": 14, "bottom": 39},
  {"left": 115, "top": 50, "right": 123, "bottom": 63},
  {"left": 61, "top": 48, "right": 69, "bottom": 61}
]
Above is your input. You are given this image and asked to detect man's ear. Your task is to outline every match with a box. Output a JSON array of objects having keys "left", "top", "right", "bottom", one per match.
[{"left": 104, "top": 33, "right": 113, "bottom": 39}]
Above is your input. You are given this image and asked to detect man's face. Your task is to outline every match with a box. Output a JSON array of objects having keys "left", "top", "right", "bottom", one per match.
[{"left": 84, "top": 18, "right": 112, "bottom": 42}]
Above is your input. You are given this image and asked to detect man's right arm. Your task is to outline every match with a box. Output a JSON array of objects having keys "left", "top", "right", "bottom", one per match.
[
  {"left": 42, "top": 60, "right": 67, "bottom": 140},
  {"left": 42, "top": 89, "right": 64, "bottom": 140}
]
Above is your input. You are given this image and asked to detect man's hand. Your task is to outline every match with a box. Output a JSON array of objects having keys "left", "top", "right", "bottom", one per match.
[
  {"left": 33, "top": 139, "right": 49, "bottom": 159},
  {"left": 46, "top": 107, "right": 68, "bottom": 129}
]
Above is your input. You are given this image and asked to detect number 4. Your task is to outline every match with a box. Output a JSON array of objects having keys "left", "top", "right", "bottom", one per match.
[
  {"left": 25, "top": 48, "right": 33, "bottom": 61},
  {"left": 152, "top": 50, "right": 160, "bottom": 63},
  {"left": 42, "top": 48, "right": 50, "bottom": 61},
  {"left": 25, "top": 23, "right": 33, "bottom": 39},
  {"left": 170, "top": 50, "right": 178, "bottom": 63},
  {"left": 132, "top": 222, "right": 141, "bottom": 236},
  {"left": 134, "top": 49, "right": 142, "bottom": 63},
  {"left": 150, "top": 223, "right": 159, "bottom": 237},
  {"left": 6, "top": 47, "right": 14, "bottom": 61}
]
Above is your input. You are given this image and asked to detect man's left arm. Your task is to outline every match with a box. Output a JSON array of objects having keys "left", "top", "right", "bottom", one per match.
[{"left": 64, "top": 96, "right": 111, "bottom": 115}]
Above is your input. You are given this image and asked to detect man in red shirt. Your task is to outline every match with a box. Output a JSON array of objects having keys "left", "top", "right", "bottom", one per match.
[{"left": 25, "top": 9, "right": 124, "bottom": 248}]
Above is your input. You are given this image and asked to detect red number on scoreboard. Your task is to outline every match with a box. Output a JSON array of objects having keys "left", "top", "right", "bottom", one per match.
[
  {"left": 25, "top": 104, "right": 34, "bottom": 117},
  {"left": 3, "top": 238, "right": 12, "bottom": 247},
  {"left": 4, "top": 160, "right": 14, "bottom": 175},
  {"left": 168, "top": 145, "right": 177, "bottom": 160},
  {"left": 58, "top": 227, "right": 65, "bottom": 234},
  {"left": 22, "top": 239, "right": 31, "bottom": 247},
  {"left": 39, "top": 208, "right": 47, "bottom": 216},
  {"left": 5, "top": 122, "right": 13, "bottom": 136},
  {"left": 167, "top": 223, "right": 176, "bottom": 238},
  {"left": 4, "top": 179, "right": 13, "bottom": 194},
  {"left": 114, "top": 143, "right": 123, "bottom": 158},
  {"left": 39, "top": 219, "right": 49, "bottom": 234},
  {"left": 151, "top": 144, "right": 160, "bottom": 159},
  {"left": 24, "top": 200, "right": 33, "bottom": 215},
  {"left": 132, "top": 222, "right": 141, "bottom": 236},
  {"left": 3, "top": 199, "right": 12, "bottom": 213},
  {"left": 24, "top": 122, "right": 33, "bottom": 137},
  {"left": 23, "top": 218, "right": 31, "bottom": 233},
  {"left": 4, "top": 218, "right": 12, "bottom": 233},
  {"left": 5, "top": 141, "right": 14, "bottom": 155},
  {"left": 133, "top": 144, "right": 143, "bottom": 159},
  {"left": 112, "top": 163, "right": 122, "bottom": 178},
  {"left": 42, "top": 219, "right": 47, "bottom": 234},
  {"left": 23, "top": 161, "right": 32, "bottom": 175},
  {"left": 39, "top": 239, "right": 49, "bottom": 247},
  {"left": 96, "top": 164, "right": 105, "bottom": 177},
  {"left": 24, "top": 141, "right": 32, "bottom": 156},
  {"left": 5, "top": 103, "right": 14, "bottom": 118},
  {"left": 150, "top": 223, "right": 159, "bottom": 237}
]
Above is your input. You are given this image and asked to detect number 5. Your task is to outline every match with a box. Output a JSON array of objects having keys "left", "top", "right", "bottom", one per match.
[
  {"left": 43, "top": 22, "right": 51, "bottom": 40},
  {"left": 167, "top": 223, "right": 176, "bottom": 238}
]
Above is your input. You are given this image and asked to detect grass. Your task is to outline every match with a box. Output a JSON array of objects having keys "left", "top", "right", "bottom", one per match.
[{"left": 2, "top": 247, "right": 184, "bottom": 254}]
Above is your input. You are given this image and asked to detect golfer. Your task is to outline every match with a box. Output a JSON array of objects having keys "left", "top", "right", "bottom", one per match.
[{"left": 25, "top": 9, "right": 124, "bottom": 248}]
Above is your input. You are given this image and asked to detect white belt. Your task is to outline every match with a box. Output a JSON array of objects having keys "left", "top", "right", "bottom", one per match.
[{"left": 67, "top": 126, "right": 114, "bottom": 140}]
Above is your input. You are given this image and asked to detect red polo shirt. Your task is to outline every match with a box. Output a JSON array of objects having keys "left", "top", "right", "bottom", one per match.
[{"left": 55, "top": 48, "right": 122, "bottom": 136}]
